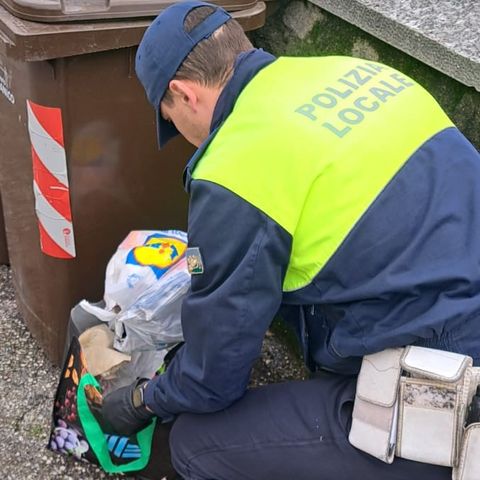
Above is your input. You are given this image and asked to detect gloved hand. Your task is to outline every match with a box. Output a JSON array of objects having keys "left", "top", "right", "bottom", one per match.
[{"left": 102, "top": 378, "right": 155, "bottom": 437}]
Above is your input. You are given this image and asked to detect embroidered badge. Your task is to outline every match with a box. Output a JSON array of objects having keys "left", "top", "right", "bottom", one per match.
[{"left": 186, "top": 247, "right": 204, "bottom": 275}]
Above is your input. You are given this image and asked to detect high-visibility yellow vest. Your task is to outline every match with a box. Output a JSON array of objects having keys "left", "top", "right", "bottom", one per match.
[{"left": 192, "top": 56, "right": 453, "bottom": 292}]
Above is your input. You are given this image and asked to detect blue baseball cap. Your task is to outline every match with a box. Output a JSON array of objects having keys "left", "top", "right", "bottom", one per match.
[{"left": 136, "top": 1, "right": 231, "bottom": 148}]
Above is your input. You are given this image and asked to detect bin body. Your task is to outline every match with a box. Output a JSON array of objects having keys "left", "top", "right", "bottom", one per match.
[{"left": 0, "top": 3, "right": 265, "bottom": 364}]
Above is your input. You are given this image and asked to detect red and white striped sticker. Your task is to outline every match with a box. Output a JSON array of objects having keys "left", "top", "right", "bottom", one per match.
[{"left": 27, "top": 100, "right": 76, "bottom": 259}]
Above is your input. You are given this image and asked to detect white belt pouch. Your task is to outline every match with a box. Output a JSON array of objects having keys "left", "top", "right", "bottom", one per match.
[
  {"left": 348, "top": 348, "right": 403, "bottom": 463},
  {"left": 349, "top": 346, "right": 480, "bottom": 478}
]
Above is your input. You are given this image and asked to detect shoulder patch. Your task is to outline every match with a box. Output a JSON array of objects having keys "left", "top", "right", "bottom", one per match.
[{"left": 186, "top": 247, "right": 204, "bottom": 275}]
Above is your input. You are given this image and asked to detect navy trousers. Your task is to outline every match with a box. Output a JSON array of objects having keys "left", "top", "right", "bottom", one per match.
[{"left": 169, "top": 372, "right": 451, "bottom": 480}]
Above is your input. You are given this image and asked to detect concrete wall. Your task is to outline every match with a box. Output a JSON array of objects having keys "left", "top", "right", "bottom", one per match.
[{"left": 252, "top": 0, "right": 480, "bottom": 149}]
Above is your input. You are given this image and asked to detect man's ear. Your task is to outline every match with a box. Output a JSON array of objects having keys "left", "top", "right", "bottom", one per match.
[{"left": 168, "top": 79, "right": 198, "bottom": 111}]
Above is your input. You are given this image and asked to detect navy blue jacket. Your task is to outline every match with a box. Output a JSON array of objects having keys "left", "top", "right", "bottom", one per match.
[{"left": 144, "top": 50, "right": 480, "bottom": 419}]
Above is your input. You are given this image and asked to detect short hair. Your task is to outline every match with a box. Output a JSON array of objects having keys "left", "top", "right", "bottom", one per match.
[{"left": 163, "top": 6, "right": 253, "bottom": 105}]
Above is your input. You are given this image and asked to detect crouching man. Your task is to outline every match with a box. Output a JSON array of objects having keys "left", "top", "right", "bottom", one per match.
[{"left": 103, "top": 3, "right": 480, "bottom": 479}]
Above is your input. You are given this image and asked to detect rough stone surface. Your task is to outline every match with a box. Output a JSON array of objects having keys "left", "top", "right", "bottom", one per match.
[
  {"left": 252, "top": 0, "right": 480, "bottom": 150},
  {"left": 309, "top": 0, "right": 480, "bottom": 91},
  {"left": 0, "top": 265, "right": 306, "bottom": 479}
]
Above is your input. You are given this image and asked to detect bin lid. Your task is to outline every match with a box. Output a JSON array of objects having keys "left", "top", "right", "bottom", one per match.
[
  {"left": 0, "top": 0, "right": 257, "bottom": 22},
  {"left": 0, "top": 2, "right": 265, "bottom": 61}
]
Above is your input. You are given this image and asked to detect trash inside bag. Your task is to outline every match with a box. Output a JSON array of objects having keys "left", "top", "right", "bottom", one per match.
[
  {"left": 81, "top": 230, "right": 190, "bottom": 353},
  {"left": 100, "top": 349, "right": 169, "bottom": 395},
  {"left": 78, "top": 324, "right": 131, "bottom": 377}
]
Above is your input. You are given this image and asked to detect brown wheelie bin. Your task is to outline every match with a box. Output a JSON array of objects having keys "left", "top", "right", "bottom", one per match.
[{"left": 0, "top": 0, "right": 266, "bottom": 364}]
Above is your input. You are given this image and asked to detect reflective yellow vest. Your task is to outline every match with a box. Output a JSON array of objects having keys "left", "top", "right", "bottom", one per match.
[{"left": 192, "top": 56, "right": 453, "bottom": 292}]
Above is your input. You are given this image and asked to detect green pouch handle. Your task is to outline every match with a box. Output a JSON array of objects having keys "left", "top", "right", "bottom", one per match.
[{"left": 77, "top": 373, "right": 156, "bottom": 473}]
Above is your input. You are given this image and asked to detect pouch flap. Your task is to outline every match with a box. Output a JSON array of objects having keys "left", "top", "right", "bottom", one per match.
[
  {"left": 357, "top": 348, "right": 404, "bottom": 407},
  {"left": 401, "top": 346, "right": 472, "bottom": 383},
  {"left": 349, "top": 397, "right": 398, "bottom": 464}
]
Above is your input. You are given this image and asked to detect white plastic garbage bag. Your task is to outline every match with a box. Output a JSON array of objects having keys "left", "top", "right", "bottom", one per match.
[
  {"left": 105, "top": 230, "right": 189, "bottom": 312},
  {"left": 81, "top": 230, "right": 189, "bottom": 353}
]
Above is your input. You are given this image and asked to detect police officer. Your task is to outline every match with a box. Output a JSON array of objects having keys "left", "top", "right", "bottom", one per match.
[{"left": 102, "top": 2, "right": 480, "bottom": 479}]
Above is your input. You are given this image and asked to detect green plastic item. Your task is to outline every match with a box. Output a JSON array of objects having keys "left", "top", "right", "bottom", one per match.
[{"left": 77, "top": 373, "right": 156, "bottom": 473}]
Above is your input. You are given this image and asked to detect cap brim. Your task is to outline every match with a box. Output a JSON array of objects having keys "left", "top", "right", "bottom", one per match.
[{"left": 156, "top": 107, "right": 180, "bottom": 149}]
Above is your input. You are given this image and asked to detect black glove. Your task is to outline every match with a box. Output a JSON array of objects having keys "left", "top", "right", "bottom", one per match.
[{"left": 101, "top": 378, "right": 155, "bottom": 437}]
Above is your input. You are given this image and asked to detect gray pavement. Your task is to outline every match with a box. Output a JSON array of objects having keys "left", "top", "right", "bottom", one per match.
[
  {"left": 0, "top": 265, "right": 306, "bottom": 479},
  {"left": 0, "top": 265, "right": 121, "bottom": 479}
]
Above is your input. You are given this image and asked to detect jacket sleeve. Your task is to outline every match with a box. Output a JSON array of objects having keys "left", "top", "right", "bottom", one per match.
[{"left": 143, "top": 179, "right": 292, "bottom": 419}]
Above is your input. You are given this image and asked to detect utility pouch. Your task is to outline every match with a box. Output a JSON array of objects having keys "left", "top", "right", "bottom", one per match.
[
  {"left": 348, "top": 348, "right": 403, "bottom": 463},
  {"left": 453, "top": 423, "right": 480, "bottom": 480},
  {"left": 396, "top": 347, "right": 473, "bottom": 467}
]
